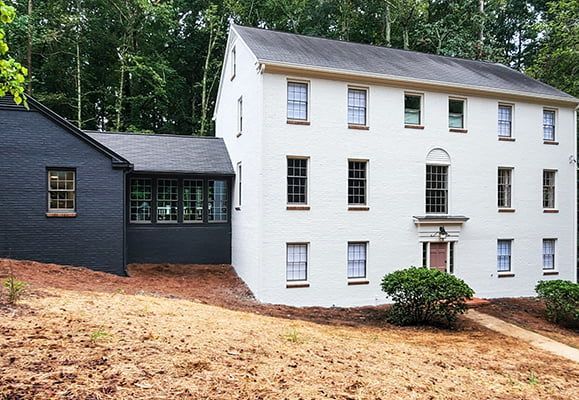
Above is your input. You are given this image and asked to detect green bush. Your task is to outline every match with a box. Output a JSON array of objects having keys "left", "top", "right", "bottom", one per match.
[
  {"left": 381, "top": 267, "right": 474, "bottom": 327},
  {"left": 535, "top": 280, "right": 579, "bottom": 328},
  {"left": 2, "top": 275, "right": 27, "bottom": 304}
]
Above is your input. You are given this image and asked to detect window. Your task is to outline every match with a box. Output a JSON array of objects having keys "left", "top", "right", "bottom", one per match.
[
  {"left": 543, "top": 239, "right": 556, "bottom": 270},
  {"left": 286, "top": 243, "right": 308, "bottom": 281},
  {"left": 287, "top": 82, "right": 308, "bottom": 121},
  {"left": 497, "top": 168, "right": 512, "bottom": 208},
  {"left": 497, "top": 104, "right": 512, "bottom": 137},
  {"left": 448, "top": 98, "right": 465, "bottom": 129},
  {"left": 287, "top": 158, "right": 308, "bottom": 204},
  {"left": 497, "top": 240, "right": 512, "bottom": 272},
  {"left": 449, "top": 242, "right": 455, "bottom": 274},
  {"left": 237, "top": 96, "right": 243, "bottom": 134},
  {"left": 157, "top": 179, "right": 178, "bottom": 222},
  {"left": 543, "top": 170, "right": 556, "bottom": 209},
  {"left": 230, "top": 46, "right": 236, "bottom": 79},
  {"left": 404, "top": 94, "right": 422, "bottom": 125},
  {"left": 130, "top": 178, "right": 152, "bottom": 222},
  {"left": 48, "top": 170, "right": 75, "bottom": 212},
  {"left": 208, "top": 180, "right": 228, "bottom": 222},
  {"left": 543, "top": 110, "right": 556, "bottom": 141},
  {"left": 422, "top": 243, "right": 428, "bottom": 268},
  {"left": 425, "top": 165, "right": 448, "bottom": 214},
  {"left": 348, "top": 88, "right": 367, "bottom": 126},
  {"left": 348, "top": 160, "right": 367, "bottom": 205},
  {"left": 183, "top": 179, "right": 203, "bottom": 222},
  {"left": 347, "top": 242, "right": 367, "bottom": 279},
  {"left": 237, "top": 162, "right": 242, "bottom": 207}
]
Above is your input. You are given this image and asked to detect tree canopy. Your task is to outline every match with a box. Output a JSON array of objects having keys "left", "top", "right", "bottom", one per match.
[
  {"left": 3, "top": 0, "right": 577, "bottom": 135},
  {"left": 0, "top": 0, "right": 27, "bottom": 105}
]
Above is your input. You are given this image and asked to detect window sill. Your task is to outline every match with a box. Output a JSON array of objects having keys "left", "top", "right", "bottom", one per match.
[
  {"left": 404, "top": 124, "right": 424, "bottom": 130},
  {"left": 287, "top": 205, "right": 310, "bottom": 211},
  {"left": 498, "top": 273, "right": 515, "bottom": 278},
  {"left": 348, "top": 279, "right": 369, "bottom": 286},
  {"left": 287, "top": 119, "right": 310, "bottom": 126},
  {"left": 449, "top": 128, "right": 468, "bottom": 133},
  {"left": 543, "top": 270, "right": 559, "bottom": 276},
  {"left": 157, "top": 221, "right": 178, "bottom": 224},
  {"left": 348, "top": 206, "right": 369, "bottom": 211},
  {"left": 348, "top": 124, "right": 369, "bottom": 131},
  {"left": 46, "top": 212, "right": 77, "bottom": 218},
  {"left": 498, "top": 137, "right": 515, "bottom": 142},
  {"left": 543, "top": 209, "right": 559, "bottom": 213},
  {"left": 236, "top": 132, "right": 242, "bottom": 138},
  {"left": 498, "top": 208, "right": 516, "bottom": 213},
  {"left": 543, "top": 140, "right": 559, "bottom": 145},
  {"left": 286, "top": 282, "right": 310, "bottom": 288}
]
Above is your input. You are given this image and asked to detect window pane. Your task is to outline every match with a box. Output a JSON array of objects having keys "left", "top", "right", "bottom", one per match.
[
  {"left": 497, "top": 105, "right": 512, "bottom": 137},
  {"left": 543, "top": 110, "right": 555, "bottom": 141},
  {"left": 543, "top": 171, "right": 555, "bottom": 208},
  {"left": 425, "top": 165, "right": 448, "bottom": 214},
  {"left": 348, "top": 161, "right": 367, "bottom": 205},
  {"left": 449, "top": 99, "right": 464, "bottom": 128},
  {"left": 347, "top": 243, "right": 367, "bottom": 279},
  {"left": 287, "top": 82, "right": 308, "bottom": 120},
  {"left": 497, "top": 168, "right": 512, "bottom": 208},
  {"left": 183, "top": 180, "right": 203, "bottom": 222},
  {"left": 404, "top": 95, "right": 421, "bottom": 125},
  {"left": 47, "top": 170, "right": 76, "bottom": 212},
  {"left": 543, "top": 239, "right": 555, "bottom": 270},
  {"left": 348, "top": 89, "right": 367, "bottom": 125},
  {"left": 156, "top": 179, "right": 178, "bottom": 222},
  {"left": 497, "top": 240, "right": 512, "bottom": 272},
  {"left": 287, "top": 244, "right": 307, "bottom": 281},
  {"left": 287, "top": 158, "right": 307, "bottom": 204},
  {"left": 208, "top": 180, "right": 228, "bottom": 222}
]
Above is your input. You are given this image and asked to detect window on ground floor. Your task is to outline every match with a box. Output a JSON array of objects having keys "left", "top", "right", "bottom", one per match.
[
  {"left": 286, "top": 243, "right": 308, "bottom": 282},
  {"left": 157, "top": 179, "right": 178, "bottom": 222},
  {"left": 48, "top": 170, "right": 76, "bottom": 212},
  {"left": 208, "top": 180, "right": 228, "bottom": 222},
  {"left": 497, "top": 239, "right": 512, "bottom": 272},
  {"left": 183, "top": 179, "right": 203, "bottom": 222},
  {"left": 130, "top": 178, "right": 152, "bottom": 222},
  {"left": 347, "top": 242, "right": 367, "bottom": 279},
  {"left": 543, "top": 239, "right": 556, "bottom": 270}
]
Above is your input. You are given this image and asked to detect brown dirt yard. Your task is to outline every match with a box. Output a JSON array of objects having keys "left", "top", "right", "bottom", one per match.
[{"left": 0, "top": 259, "right": 578, "bottom": 399}]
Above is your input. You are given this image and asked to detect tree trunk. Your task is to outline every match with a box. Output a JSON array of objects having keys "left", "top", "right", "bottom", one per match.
[
  {"left": 199, "top": 31, "right": 214, "bottom": 136},
  {"left": 115, "top": 54, "right": 125, "bottom": 132},
  {"left": 477, "top": 0, "right": 485, "bottom": 59},
  {"left": 76, "top": 39, "right": 82, "bottom": 128},
  {"left": 26, "top": 0, "right": 33, "bottom": 94},
  {"left": 385, "top": 3, "right": 391, "bottom": 47},
  {"left": 403, "top": 29, "right": 409, "bottom": 50}
]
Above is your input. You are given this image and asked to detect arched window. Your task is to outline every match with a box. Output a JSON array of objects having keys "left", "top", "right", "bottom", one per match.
[{"left": 425, "top": 149, "right": 450, "bottom": 214}]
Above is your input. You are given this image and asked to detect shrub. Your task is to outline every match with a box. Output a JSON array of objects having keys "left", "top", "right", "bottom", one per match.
[
  {"left": 381, "top": 267, "right": 474, "bottom": 327},
  {"left": 535, "top": 280, "right": 579, "bottom": 328},
  {"left": 2, "top": 275, "right": 27, "bottom": 304}
]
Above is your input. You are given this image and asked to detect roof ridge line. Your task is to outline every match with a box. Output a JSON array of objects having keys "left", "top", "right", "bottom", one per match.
[{"left": 84, "top": 130, "right": 222, "bottom": 139}]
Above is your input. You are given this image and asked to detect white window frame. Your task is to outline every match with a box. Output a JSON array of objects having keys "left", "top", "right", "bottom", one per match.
[
  {"left": 497, "top": 167, "right": 513, "bottom": 209},
  {"left": 347, "top": 86, "right": 369, "bottom": 127},
  {"left": 156, "top": 178, "right": 178, "bottom": 223},
  {"left": 208, "top": 179, "right": 228, "bottom": 223},
  {"left": 404, "top": 92, "right": 423, "bottom": 127},
  {"left": 237, "top": 162, "right": 242, "bottom": 208},
  {"left": 286, "top": 243, "right": 308, "bottom": 282},
  {"left": 47, "top": 169, "right": 76, "bottom": 213},
  {"left": 497, "top": 103, "right": 514, "bottom": 138},
  {"left": 287, "top": 79, "right": 309, "bottom": 122},
  {"left": 543, "top": 169, "right": 557, "bottom": 210},
  {"left": 347, "top": 242, "right": 368, "bottom": 280},
  {"left": 287, "top": 156, "right": 309, "bottom": 205},
  {"left": 183, "top": 179, "right": 204, "bottom": 223},
  {"left": 237, "top": 96, "right": 243, "bottom": 135},
  {"left": 543, "top": 108, "right": 557, "bottom": 142},
  {"left": 497, "top": 239, "right": 513, "bottom": 274},
  {"left": 230, "top": 46, "right": 236, "bottom": 80},
  {"left": 542, "top": 238, "right": 556, "bottom": 271},
  {"left": 348, "top": 159, "right": 368, "bottom": 206},
  {"left": 425, "top": 164, "right": 449, "bottom": 214},
  {"left": 448, "top": 97, "right": 467, "bottom": 130}
]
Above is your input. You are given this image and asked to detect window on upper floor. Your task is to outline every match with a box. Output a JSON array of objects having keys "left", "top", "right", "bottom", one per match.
[
  {"left": 348, "top": 87, "right": 367, "bottom": 127},
  {"left": 348, "top": 160, "right": 367, "bottom": 205},
  {"left": 157, "top": 179, "right": 178, "bottom": 223},
  {"left": 287, "top": 81, "right": 308, "bottom": 121},
  {"left": 497, "top": 239, "right": 512, "bottom": 272},
  {"left": 543, "top": 239, "right": 556, "bottom": 271},
  {"left": 543, "top": 170, "right": 556, "bottom": 209},
  {"left": 425, "top": 165, "right": 448, "bottom": 214},
  {"left": 448, "top": 98, "right": 465, "bottom": 129},
  {"left": 237, "top": 96, "right": 243, "bottom": 134},
  {"left": 183, "top": 179, "right": 203, "bottom": 223},
  {"left": 497, "top": 168, "right": 512, "bottom": 209},
  {"left": 208, "top": 179, "right": 228, "bottom": 222},
  {"left": 543, "top": 109, "right": 556, "bottom": 142},
  {"left": 287, "top": 243, "right": 308, "bottom": 282},
  {"left": 48, "top": 170, "right": 76, "bottom": 213},
  {"left": 230, "top": 46, "right": 236, "bottom": 80},
  {"left": 347, "top": 242, "right": 367, "bottom": 279},
  {"left": 287, "top": 157, "right": 308, "bottom": 204},
  {"left": 130, "top": 178, "right": 152, "bottom": 223},
  {"left": 498, "top": 104, "right": 513, "bottom": 137},
  {"left": 404, "top": 93, "right": 422, "bottom": 126}
]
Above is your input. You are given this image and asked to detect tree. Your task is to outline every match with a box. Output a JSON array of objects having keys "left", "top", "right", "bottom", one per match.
[{"left": 0, "top": 0, "right": 27, "bottom": 104}]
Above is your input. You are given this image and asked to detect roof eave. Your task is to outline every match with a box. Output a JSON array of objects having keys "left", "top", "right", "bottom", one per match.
[{"left": 259, "top": 60, "right": 579, "bottom": 106}]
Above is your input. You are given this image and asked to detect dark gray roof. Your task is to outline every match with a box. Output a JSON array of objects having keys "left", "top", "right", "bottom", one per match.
[
  {"left": 234, "top": 25, "right": 576, "bottom": 102},
  {"left": 86, "top": 131, "right": 234, "bottom": 175}
]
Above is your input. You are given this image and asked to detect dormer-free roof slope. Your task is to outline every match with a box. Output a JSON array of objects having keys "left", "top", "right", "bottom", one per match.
[{"left": 233, "top": 25, "right": 577, "bottom": 103}]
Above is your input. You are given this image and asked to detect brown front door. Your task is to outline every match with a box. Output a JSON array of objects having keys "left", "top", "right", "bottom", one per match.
[{"left": 429, "top": 242, "right": 447, "bottom": 272}]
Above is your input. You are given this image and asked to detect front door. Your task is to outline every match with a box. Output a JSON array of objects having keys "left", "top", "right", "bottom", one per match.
[{"left": 429, "top": 242, "right": 447, "bottom": 272}]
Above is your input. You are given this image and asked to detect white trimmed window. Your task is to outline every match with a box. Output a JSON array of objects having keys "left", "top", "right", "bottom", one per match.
[
  {"left": 347, "top": 242, "right": 367, "bottom": 279},
  {"left": 286, "top": 243, "right": 308, "bottom": 282},
  {"left": 157, "top": 179, "right": 178, "bottom": 222},
  {"left": 498, "top": 104, "right": 512, "bottom": 137},
  {"left": 426, "top": 165, "right": 448, "bottom": 214},
  {"left": 130, "top": 178, "right": 152, "bottom": 222},
  {"left": 208, "top": 180, "right": 228, "bottom": 222},
  {"left": 497, "top": 239, "right": 512, "bottom": 272},
  {"left": 48, "top": 170, "right": 75, "bottom": 212},
  {"left": 543, "top": 170, "right": 556, "bottom": 209},
  {"left": 543, "top": 109, "right": 556, "bottom": 141},
  {"left": 287, "top": 81, "right": 308, "bottom": 121},
  {"left": 183, "top": 179, "right": 203, "bottom": 222},
  {"left": 348, "top": 160, "right": 367, "bottom": 205},
  {"left": 449, "top": 98, "right": 465, "bottom": 129},
  {"left": 287, "top": 158, "right": 308, "bottom": 204},
  {"left": 404, "top": 94, "right": 422, "bottom": 125},
  {"left": 230, "top": 46, "right": 236, "bottom": 79},
  {"left": 348, "top": 88, "right": 367, "bottom": 126},
  {"left": 497, "top": 168, "right": 512, "bottom": 208},
  {"left": 237, "top": 162, "right": 242, "bottom": 207},
  {"left": 237, "top": 96, "right": 243, "bottom": 134},
  {"left": 543, "top": 239, "right": 556, "bottom": 270}
]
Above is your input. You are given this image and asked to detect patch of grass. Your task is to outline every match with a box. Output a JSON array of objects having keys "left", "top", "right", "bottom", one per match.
[
  {"left": 90, "top": 327, "right": 111, "bottom": 343},
  {"left": 282, "top": 328, "right": 302, "bottom": 344},
  {"left": 3, "top": 275, "right": 28, "bottom": 304},
  {"left": 527, "top": 370, "right": 539, "bottom": 385}
]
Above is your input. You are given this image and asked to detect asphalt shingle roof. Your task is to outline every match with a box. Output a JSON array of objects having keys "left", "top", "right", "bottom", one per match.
[
  {"left": 234, "top": 25, "right": 576, "bottom": 101},
  {"left": 86, "top": 131, "right": 234, "bottom": 175}
]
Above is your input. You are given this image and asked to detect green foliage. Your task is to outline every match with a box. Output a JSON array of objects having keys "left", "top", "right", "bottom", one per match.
[
  {"left": 0, "top": 0, "right": 27, "bottom": 105},
  {"left": 282, "top": 328, "right": 302, "bottom": 343},
  {"left": 381, "top": 267, "right": 474, "bottom": 327},
  {"left": 535, "top": 280, "right": 579, "bottom": 328},
  {"left": 90, "top": 326, "right": 111, "bottom": 342},
  {"left": 2, "top": 275, "right": 27, "bottom": 304}
]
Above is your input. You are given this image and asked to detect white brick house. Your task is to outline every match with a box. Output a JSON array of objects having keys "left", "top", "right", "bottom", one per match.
[{"left": 215, "top": 25, "right": 578, "bottom": 307}]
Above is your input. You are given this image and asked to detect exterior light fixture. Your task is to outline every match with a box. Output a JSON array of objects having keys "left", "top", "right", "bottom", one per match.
[{"left": 438, "top": 226, "right": 448, "bottom": 241}]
